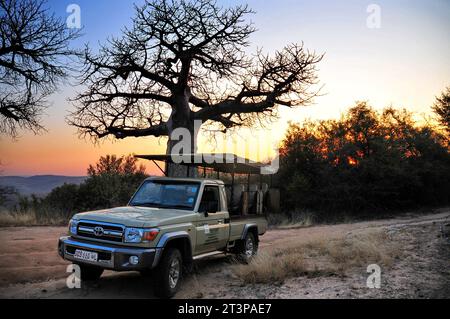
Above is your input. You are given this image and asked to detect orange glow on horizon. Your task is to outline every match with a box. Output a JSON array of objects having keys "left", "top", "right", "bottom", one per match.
[
  {"left": 0, "top": 128, "right": 167, "bottom": 176},
  {"left": 0, "top": 0, "right": 448, "bottom": 177}
]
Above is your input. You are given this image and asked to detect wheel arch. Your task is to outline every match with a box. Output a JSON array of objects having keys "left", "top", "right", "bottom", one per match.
[
  {"left": 241, "top": 224, "right": 259, "bottom": 242},
  {"left": 154, "top": 231, "right": 193, "bottom": 267}
]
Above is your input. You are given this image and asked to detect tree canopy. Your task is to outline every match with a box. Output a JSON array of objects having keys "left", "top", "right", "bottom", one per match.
[
  {"left": 277, "top": 102, "right": 450, "bottom": 215},
  {"left": 432, "top": 87, "right": 450, "bottom": 137},
  {"left": 0, "top": 0, "right": 80, "bottom": 137},
  {"left": 69, "top": 0, "right": 322, "bottom": 169}
]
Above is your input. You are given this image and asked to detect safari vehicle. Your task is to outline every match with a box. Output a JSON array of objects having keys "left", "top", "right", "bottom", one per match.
[{"left": 58, "top": 154, "right": 274, "bottom": 298}]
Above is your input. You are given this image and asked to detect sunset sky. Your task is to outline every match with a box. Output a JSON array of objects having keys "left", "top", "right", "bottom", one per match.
[{"left": 1, "top": 0, "right": 449, "bottom": 176}]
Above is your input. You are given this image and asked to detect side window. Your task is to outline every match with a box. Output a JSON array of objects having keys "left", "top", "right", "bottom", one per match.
[{"left": 199, "top": 186, "right": 220, "bottom": 213}]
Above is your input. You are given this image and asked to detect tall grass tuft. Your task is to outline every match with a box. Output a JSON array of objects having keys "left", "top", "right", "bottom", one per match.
[{"left": 234, "top": 230, "right": 401, "bottom": 284}]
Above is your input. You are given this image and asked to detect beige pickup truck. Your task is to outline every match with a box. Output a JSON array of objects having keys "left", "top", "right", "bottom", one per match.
[{"left": 58, "top": 177, "right": 268, "bottom": 298}]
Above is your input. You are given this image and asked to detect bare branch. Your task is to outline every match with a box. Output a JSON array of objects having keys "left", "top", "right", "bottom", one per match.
[
  {"left": 194, "top": 44, "right": 323, "bottom": 129},
  {"left": 0, "top": 0, "right": 81, "bottom": 138},
  {"left": 69, "top": 0, "right": 322, "bottom": 146}
]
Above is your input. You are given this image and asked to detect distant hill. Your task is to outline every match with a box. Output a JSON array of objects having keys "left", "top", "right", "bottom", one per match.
[{"left": 0, "top": 175, "right": 87, "bottom": 197}]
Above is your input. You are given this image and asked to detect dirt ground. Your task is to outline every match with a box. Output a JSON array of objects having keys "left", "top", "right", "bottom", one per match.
[{"left": 0, "top": 210, "right": 449, "bottom": 299}]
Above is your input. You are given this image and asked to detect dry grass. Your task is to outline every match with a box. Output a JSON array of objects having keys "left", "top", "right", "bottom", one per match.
[
  {"left": 234, "top": 230, "right": 402, "bottom": 284},
  {"left": 279, "top": 212, "right": 315, "bottom": 228},
  {"left": 268, "top": 211, "right": 316, "bottom": 228},
  {"left": 0, "top": 209, "right": 67, "bottom": 227}
]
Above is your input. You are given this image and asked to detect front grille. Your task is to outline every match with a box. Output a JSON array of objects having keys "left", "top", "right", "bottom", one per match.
[{"left": 77, "top": 221, "right": 124, "bottom": 243}]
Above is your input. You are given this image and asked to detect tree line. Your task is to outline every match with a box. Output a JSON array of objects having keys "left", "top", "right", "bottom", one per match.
[{"left": 276, "top": 95, "right": 450, "bottom": 218}]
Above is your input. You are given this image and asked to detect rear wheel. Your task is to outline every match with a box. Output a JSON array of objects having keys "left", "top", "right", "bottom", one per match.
[
  {"left": 153, "top": 248, "right": 183, "bottom": 298},
  {"left": 235, "top": 232, "right": 258, "bottom": 263},
  {"left": 78, "top": 264, "right": 104, "bottom": 281}
]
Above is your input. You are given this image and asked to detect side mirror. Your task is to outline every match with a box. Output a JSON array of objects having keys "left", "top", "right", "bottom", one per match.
[
  {"left": 207, "top": 201, "right": 218, "bottom": 214},
  {"left": 200, "top": 201, "right": 218, "bottom": 216}
]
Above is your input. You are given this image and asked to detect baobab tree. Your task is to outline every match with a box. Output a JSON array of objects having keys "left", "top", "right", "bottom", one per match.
[
  {"left": 69, "top": 0, "right": 323, "bottom": 176},
  {"left": 0, "top": 0, "right": 80, "bottom": 137}
]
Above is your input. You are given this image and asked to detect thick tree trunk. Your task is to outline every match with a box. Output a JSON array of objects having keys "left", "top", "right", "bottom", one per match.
[
  {"left": 165, "top": 92, "right": 199, "bottom": 178},
  {"left": 166, "top": 129, "right": 199, "bottom": 178}
]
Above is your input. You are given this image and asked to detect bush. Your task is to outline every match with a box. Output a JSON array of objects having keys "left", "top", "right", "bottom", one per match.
[
  {"left": 2, "top": 155, "right": 148, "bottom": 226},
  {"left": 76, "top": 155, "right": 147, "bottom": 211},
  {"left": 45, "top": 184, "right": 80, "bottom": 218},
  {"left": 277, "top": 103, "right": 450, "bottom": 217}
]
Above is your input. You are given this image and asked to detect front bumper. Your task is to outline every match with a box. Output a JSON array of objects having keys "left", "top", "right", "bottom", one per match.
[{"left": 58, "top": 236, "right": 161, "bottom": 271}]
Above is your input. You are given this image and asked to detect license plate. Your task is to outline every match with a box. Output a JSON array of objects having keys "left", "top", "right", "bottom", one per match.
[{"left": 74, "top": 249, "right": 98, "bottom": 262}]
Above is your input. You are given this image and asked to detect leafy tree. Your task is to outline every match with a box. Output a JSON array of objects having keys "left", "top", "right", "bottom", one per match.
[
  {"left": 0, "top": 0, "right": 80, "bottom": 137},
  {"left": 68, "top": 0, "right": 322, "bottom": 176},
  {"left": 432, "top": 87, "right": 450, "bottom": 137},
  {"left": 77, "top": 155, "right": 148, "bottom": 210},
  {"left": 87, "top": 154, "right": 146, "bottom": 176},
  {"left": 44, "top": 183, "right": 80, "bottom": 218},
  {"left": 278, "top": 103, "right": 450, "bottom": 217}
]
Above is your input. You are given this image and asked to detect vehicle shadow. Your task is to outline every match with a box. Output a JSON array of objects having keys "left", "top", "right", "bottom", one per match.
[{"left": 55, "top": 254, "right": 235, "bottom": 299}]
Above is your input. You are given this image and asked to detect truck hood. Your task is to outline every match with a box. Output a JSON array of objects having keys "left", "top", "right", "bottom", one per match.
[{"left": 73, "top": 206, "right": 196, "bottom": 228}]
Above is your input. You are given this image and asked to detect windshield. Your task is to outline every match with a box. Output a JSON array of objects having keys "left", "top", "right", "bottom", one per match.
[{"left": 129, "top": 181, "right": 201, "bottom": 210}]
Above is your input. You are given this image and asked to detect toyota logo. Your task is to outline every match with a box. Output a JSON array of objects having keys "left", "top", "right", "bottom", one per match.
[{"left": 93, "top": 226, "right": 104, "bottom": 237}]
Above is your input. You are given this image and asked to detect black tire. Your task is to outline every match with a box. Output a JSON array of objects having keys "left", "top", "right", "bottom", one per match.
[
  {"left": 235, "top": 232, "right": 258, "bottom": 264},
  {"left": 78, "top": 264, "right": 104, "bottom": 281},
  {"left": 153, "top": 248, "right": 183, "bottom": 298}
]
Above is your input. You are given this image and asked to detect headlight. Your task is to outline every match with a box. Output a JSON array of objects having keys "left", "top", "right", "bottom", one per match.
[
  {"left": 124, "top": 227, "right": 159, "bottom": 243},
  {"left": 69, "top": 219, "right": 78, "bottom": 235},
  {"left": 124, "top": 228, "right": 144, "bottom": 243}
]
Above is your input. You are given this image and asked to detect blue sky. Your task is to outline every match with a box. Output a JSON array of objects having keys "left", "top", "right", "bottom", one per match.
[
  {"left": 46, "top": 0, "right": 449, "bottom": 117},
  {"left": 2, "top": 0, "right": 449, "bottom": 175}
]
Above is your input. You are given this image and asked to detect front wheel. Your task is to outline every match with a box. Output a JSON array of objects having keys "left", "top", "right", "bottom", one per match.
[
  {"left": 235, "top": 232, "right": 258, "bottom": 263},
  {"left": 153, "top": 248, "right": 183, "bottom": 298}
]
